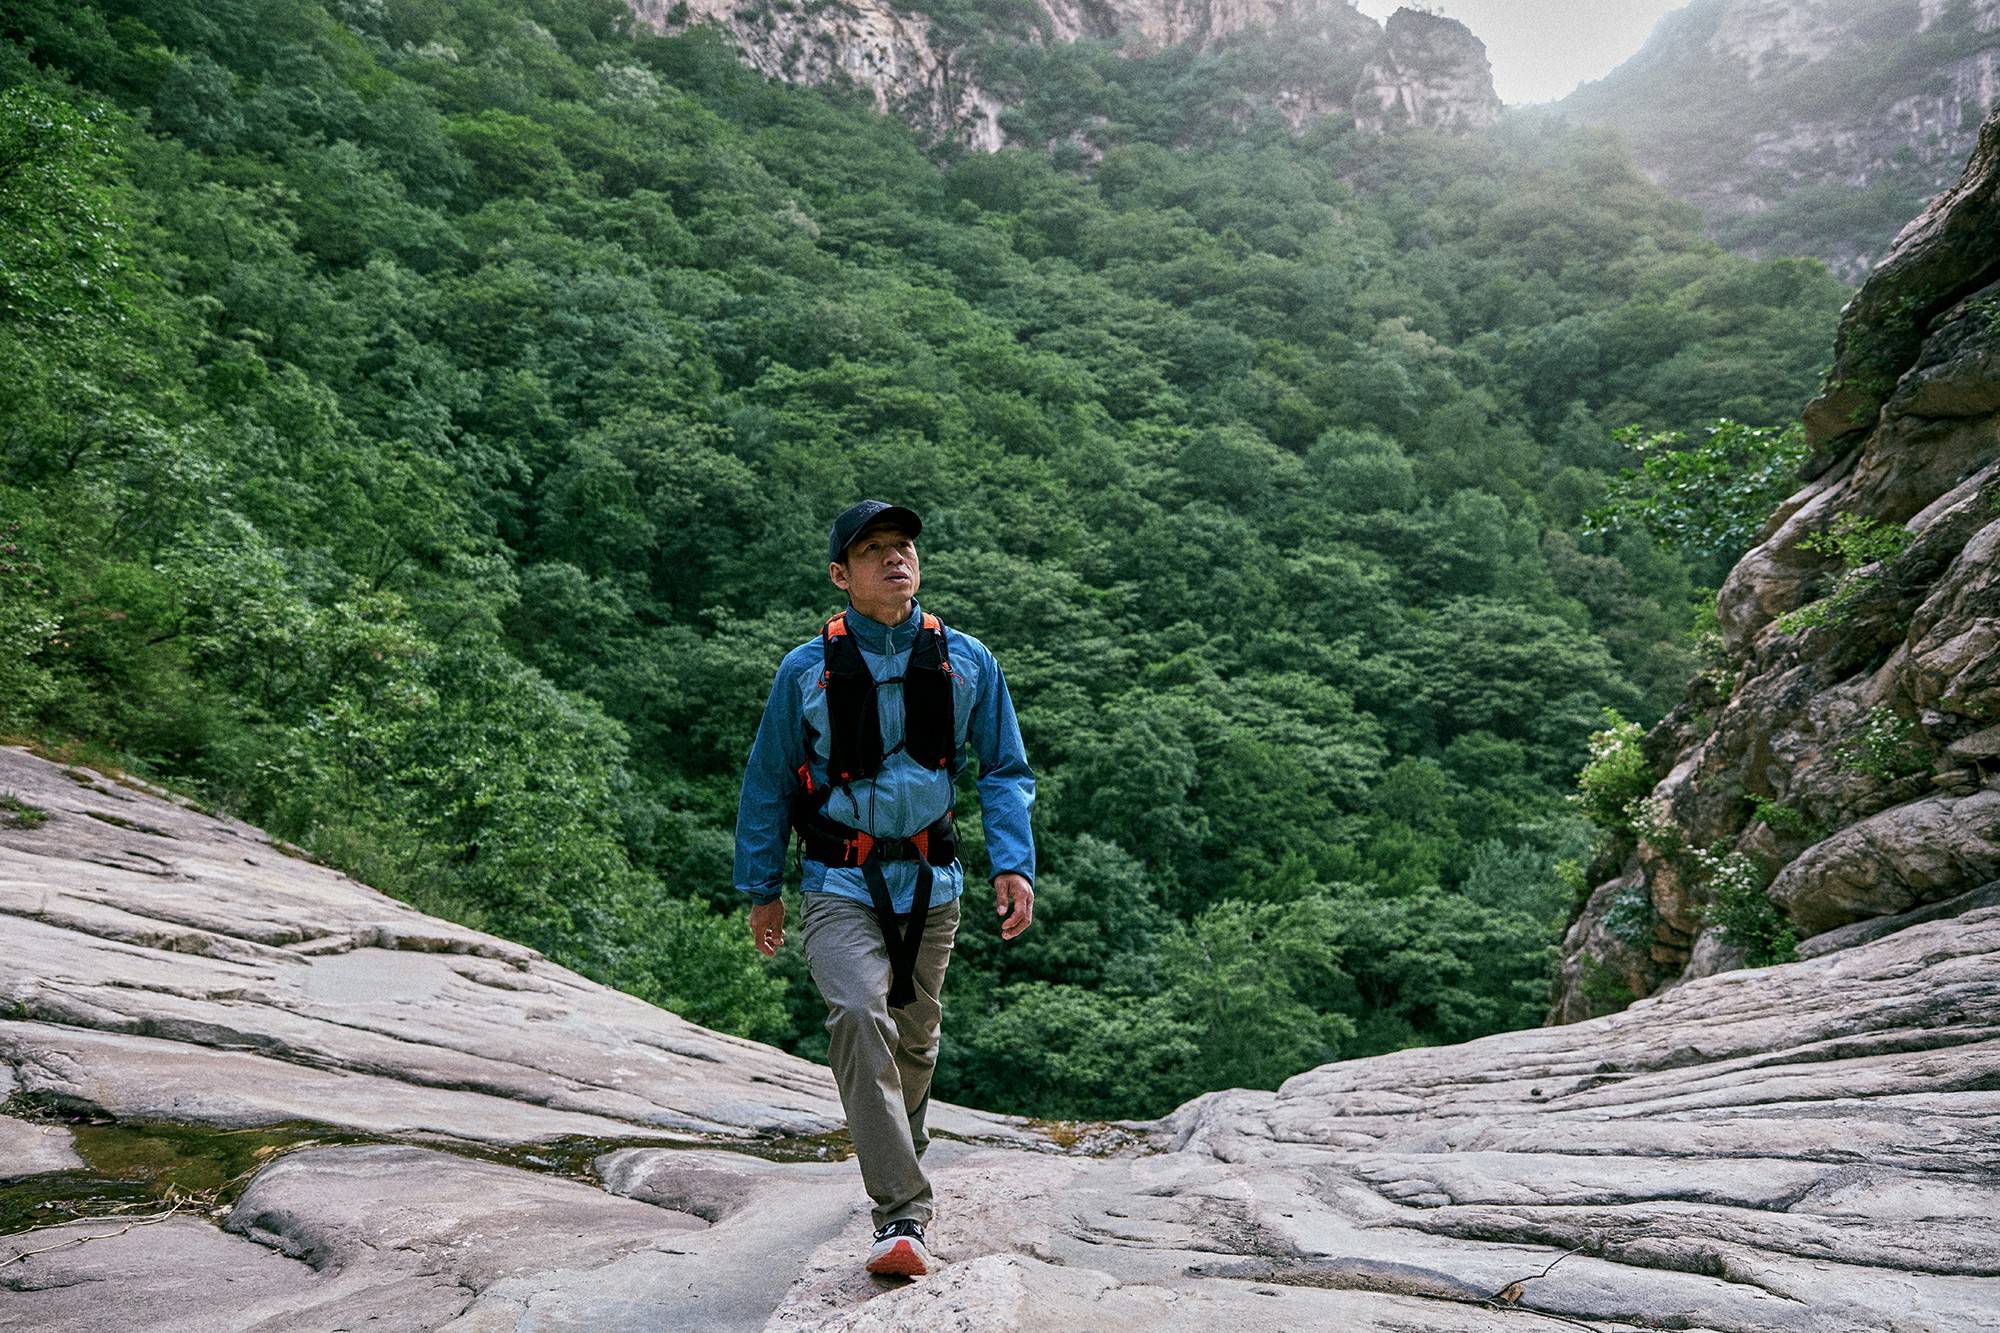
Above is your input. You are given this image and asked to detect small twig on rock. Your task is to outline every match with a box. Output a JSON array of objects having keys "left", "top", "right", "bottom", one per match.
[
  {"left": 1488, "top": 1243, "right": 1588, "bottom": 1304},
  {"left": 0, "top": 1195, "right": 188, "bottom": 1269},
  {"left": 1483, "top": 1244, "right": 1596, "bottom": 1327}
]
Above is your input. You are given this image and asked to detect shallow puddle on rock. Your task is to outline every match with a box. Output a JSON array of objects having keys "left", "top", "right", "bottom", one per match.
[
  {"left": 0, "top": 1095, "right": 856, "bottom": 1237},
  {"left": 0, "top": 1102, "right": 371, "bottom": 1234}
]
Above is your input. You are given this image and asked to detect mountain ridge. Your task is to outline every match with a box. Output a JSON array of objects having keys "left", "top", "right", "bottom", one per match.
[
  {"left": 1561, "top": 0, "right": 2000, "bottom": 280},
  {"left": 623, "top": 0, "right": 1500, "bottom": 149}
]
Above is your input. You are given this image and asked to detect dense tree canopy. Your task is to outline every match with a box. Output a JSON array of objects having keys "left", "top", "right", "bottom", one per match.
[{"left": 0, "top": 0, "right": 1845, "bottom": 1118}]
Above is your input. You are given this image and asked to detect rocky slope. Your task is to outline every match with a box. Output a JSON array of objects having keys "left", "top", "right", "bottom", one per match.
[
  {"left": 1555, "top": 105, "right": 2000, "bottom": 1023},
  {"left": 1562, "top": 0, "right": 2000, "bottom": 281},
  {"left": 4, "top": 737, "right": 1999, "bottom": 1329},
  {"left": 621, "top": 0, "right": 1497, "bottom": 149}
]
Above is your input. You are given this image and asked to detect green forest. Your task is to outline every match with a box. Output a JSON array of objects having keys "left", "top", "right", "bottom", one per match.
[{"left": 1, "top": 0, "right": 1848, "bottom": 1120}]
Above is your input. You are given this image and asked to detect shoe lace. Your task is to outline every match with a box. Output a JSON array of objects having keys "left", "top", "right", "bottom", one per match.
[{"left": 874, "top": 1218, "right": 924, "bottom": 1242}]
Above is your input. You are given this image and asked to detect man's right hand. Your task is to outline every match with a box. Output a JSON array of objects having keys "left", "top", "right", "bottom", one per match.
[{"left": 749, "top": 898, "right": 786, "bottom": 956}]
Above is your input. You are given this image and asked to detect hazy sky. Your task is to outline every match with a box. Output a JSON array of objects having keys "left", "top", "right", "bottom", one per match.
[{"left": 1353, "top": 1, "right": 1691, "bottom": 105}]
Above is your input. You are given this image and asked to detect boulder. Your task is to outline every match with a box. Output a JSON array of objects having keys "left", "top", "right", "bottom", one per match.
[{"left": 1767, "top": 787, "right": 2000, "bottom": 935}]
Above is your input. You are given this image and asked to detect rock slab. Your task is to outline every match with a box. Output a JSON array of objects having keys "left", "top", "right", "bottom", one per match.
[{"left": 4, "top": 744, "right": 1999, "bottom": 1331}]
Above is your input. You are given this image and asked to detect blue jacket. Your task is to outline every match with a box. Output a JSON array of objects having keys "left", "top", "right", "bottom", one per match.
[{"left": 733, "top": 600, "right": 1036, "bottom": 914}]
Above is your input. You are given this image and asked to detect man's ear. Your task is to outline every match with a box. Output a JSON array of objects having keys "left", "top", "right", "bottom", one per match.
[{"left": 828, "top": 560, "right": 849, "bottom": 592}]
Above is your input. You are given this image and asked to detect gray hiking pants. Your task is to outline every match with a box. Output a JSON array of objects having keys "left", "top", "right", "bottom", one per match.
[{"left": 800, "top": 890, "right": 961, "bottom": 1230}]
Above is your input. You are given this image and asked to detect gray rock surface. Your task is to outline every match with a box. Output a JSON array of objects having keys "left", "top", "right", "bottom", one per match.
[
  {"left": 0, "top": 1111, "right": 80, "bottom": 1181},
  {"left": 5, "top": 745, "right": 1999, "bottom": 1330},
  {"left": 1352, "top": 8, "right": 1504, "bottom": 134},
  {"left": 0, "top": 744, "right": 1018, "bottom": 1150}
]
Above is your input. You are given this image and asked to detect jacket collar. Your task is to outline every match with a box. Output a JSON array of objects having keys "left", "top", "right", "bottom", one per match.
[{"left": 843, "top": 600, "right": 922, "bottom": 655}]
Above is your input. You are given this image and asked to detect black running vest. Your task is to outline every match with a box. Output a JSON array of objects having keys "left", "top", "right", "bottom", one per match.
[{"left": 820, "top": 609, "right": 957, "bottom": 784}]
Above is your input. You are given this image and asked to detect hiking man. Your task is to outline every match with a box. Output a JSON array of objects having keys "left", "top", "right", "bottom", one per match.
[{"left": 734, "top": 499, "right": 1036, "bottom": 1278}]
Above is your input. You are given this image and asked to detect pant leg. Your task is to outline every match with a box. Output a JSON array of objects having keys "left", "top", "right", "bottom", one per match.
[
  {"left": 893, "top": 898, "right": 959, "bottom": 1163},
  {"left": 801, "top": 893, "right": 959, "bottom": 1229}
]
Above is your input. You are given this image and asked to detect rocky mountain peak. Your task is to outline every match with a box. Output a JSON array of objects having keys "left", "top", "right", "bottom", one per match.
[
  {"left": 624, "top": 0, "right": 1502, "bottom": 151},
  {"left": 1353, "top": 6, "right": 1503, "bottom": 134},
  {"left": 1706, "top": 0, "right": 1842, "bottom": 78}
]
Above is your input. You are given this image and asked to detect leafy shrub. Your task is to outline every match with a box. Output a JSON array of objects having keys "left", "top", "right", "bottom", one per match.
[
  {"left": 1585, "top": 419, "right": 1810, "bottom": 580},
  {"left": 1577, "top": 956, "right": 1636, "bottom": 1015},
  {"left": 1775, "top": 512, "right": 1913, "bottom": 633},
  {"left": 1746, "top": 792, "right": 1826, "bottom": 841},
  {"left": 1601, "top": 879, "right": 1657, "bottom": 947},
  {"left": 1696, "top": 848, "right": 1797, "bottom": 966},
  {"left": 1575, "top": 708, "right": 1652, "bottom": 835},
  {"left": 1834, "top": 705, "right": 1929, "bottom": 781}
]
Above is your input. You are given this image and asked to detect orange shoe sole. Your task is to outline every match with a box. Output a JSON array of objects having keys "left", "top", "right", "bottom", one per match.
[{"left": 865, "top": 1238, "right": 931, "bottom": 1276}]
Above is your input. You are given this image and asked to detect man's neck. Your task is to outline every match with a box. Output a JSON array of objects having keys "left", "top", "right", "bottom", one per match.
[{"left": 847, "top": 596, "right": 915, "bottom": 628}]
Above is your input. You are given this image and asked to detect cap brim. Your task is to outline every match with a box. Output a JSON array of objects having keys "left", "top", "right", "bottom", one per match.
[{"left": 855, "top": 505, "right": 922, "bottom": 540}]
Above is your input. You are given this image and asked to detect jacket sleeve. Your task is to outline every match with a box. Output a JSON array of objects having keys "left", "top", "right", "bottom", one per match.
[
  {"left": 966, "top": 642, "right": 1036, "bottom": 885},
  {"left": 733, "top": 657, "right": 805, "bottom": 905}
]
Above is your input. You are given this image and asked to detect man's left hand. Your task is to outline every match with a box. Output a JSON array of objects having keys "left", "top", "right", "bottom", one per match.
[{"left": 994, "top": 872, "right": 1034, "bottom": 940}]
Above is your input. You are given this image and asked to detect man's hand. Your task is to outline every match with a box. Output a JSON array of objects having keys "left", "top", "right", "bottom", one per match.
[
  {"left": 749, "top": 898, "right": 785, "bottom": 956},
  {"left": 994, "top": 873, "right": 1034, "bottom": 940}
]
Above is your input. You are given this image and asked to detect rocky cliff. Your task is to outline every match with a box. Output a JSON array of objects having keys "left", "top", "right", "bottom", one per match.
[
  {"left": 1554, "top": 104, "right": 2000, "bottom": 1024},
  {"left": 1562, "top": 0, "right": 2000, "bottom": 281},
  {"left": 1352, "top": 7, "right": 1501, "bottom": 135},
  {"left": 622, "top": 0, "right": 1497, "bottom": 150},
  {"left": 5, "top": 738, "right": 1999, "bottom": 1329}
]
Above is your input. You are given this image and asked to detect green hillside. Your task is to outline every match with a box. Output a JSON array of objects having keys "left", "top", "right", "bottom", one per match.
[{"left": 0, "top": 0, "right": 1844, "bottom": 1118}]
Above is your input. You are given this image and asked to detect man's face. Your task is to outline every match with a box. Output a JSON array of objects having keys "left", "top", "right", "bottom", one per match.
[{"left": 830, "top": 524, "right": 920, "bottom": 607}]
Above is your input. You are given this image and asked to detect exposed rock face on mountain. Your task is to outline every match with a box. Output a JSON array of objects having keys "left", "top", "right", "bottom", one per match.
[
  {"left": 6, "top": 739, "right": 2000, "bottom": 1330},
  {"left": 1353, "top": 8, "right": 1501, "bottom": 134},
  {"left": 1554, "top": 106, "right": 2000, "bottom": 1025},
  {"left": 621, "top": 0, "right": 1496, "bottom": 150},
  {"left": 1562, "top": 0, "right": 2000, "bottom": 281}
]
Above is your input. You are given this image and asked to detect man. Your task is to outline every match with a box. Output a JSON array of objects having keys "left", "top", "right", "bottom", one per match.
[{"left": 734, "top": 499, "right": 1036, "bottom": 1278}]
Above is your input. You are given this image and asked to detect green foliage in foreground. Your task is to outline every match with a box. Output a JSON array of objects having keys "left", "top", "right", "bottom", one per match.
[
  {"left": 2, "top": 0, "right": 1845, "bottom": 1118},
  {"left": 1586, "top": 419, "right": 1810, "bottom": 587}
]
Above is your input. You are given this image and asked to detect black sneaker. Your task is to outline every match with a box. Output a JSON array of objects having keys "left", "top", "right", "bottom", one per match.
[{"left": 865, "top": 1218, "right": 933, "bottom": 1276}]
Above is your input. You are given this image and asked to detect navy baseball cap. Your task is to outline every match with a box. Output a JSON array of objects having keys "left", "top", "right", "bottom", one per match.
[{"left": 828, "top": 500, "right": 922, "bottom": 564}]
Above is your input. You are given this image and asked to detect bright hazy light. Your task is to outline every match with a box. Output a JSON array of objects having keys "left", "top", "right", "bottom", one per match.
[{"left": 1352, "top": 0, "right": 1690, "bottom": 105}]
